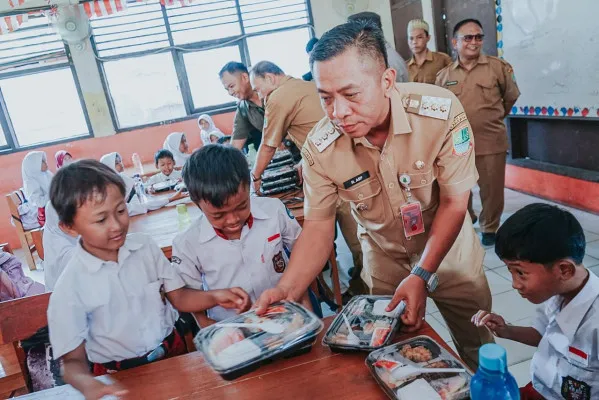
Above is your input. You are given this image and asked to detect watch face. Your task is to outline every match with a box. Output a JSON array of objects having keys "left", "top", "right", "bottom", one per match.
[{"left": 428, "top": 274, "right": 439, "bottom": 292}]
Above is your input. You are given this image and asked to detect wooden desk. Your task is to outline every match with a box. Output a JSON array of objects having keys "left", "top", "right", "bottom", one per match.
[{"left": 107, "top": 317, "right": 456, "bottom": 400}]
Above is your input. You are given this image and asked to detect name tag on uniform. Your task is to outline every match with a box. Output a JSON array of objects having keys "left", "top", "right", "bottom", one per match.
[
  {"left": 343, "top": 171, "right": 370, "bottom": 189},
  {"left": 568, "top": 346, "right": 589, "bottom": 367},
  {"left": 405, "top": 94, "right": 451, "bottom": 120},
  {"left": 445, "top": 81, "right": 458, "bottom": 86}
]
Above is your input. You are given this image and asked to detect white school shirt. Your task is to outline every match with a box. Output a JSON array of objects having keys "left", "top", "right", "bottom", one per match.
[
  {"left": 42, "top": 202, "right": 77, "bottom": 291},
  {"left": 530, "top": 270, "right": 599, "bottom": 399},
  {"left": 47, "top": 233, "right": 185, "bottom": 363},
  {"left": 146, "top": 169, "right": 182, "bottom": 186},
  {"left": 171, "top": 196, "right": 301, "bottom": 321}
]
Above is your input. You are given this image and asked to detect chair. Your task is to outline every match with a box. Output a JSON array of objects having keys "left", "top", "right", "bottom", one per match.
[
  {"left": 5, "top": 192, "right": 44, "bottom": 270},
  {"left": 0, "top": 243, "right": 13, "bottom": 255}
]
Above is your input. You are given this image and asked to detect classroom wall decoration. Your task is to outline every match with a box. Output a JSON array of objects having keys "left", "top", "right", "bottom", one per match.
[{"left": 496, "top": 0, "right": 599, "bottom": 118}]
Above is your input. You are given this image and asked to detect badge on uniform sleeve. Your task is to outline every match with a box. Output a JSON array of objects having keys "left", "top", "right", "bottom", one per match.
[
  {"left": 400, "top": 202, "right": 425, "bottom": 238},
  {"left": 405, "top": 94, "right": 451, "bottom": 120},
  {"left": 272, "top": 251, "right": 286, "bottom": 273},
  {"left": 301, "top": 148, "right": 314, "bottom": 166},
  {"left": 561, "top": 376, "right": 591, "bottom": 400},
  {"left": 452, "top": 127, "right": 473, "bottom": 156}
]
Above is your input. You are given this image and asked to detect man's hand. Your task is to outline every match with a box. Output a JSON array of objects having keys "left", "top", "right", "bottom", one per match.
[
  {"left": 387, "top": 275, "right": 428, "bottom": 332},
  {"left": 252, "top": 178, "right": 262, "bottom": 195},
  {"left": 471, "top": 310, "right": 508, "bottom": 338},
  {"left": 253, "top": 286, "right": 294, "bottom": 315},
  {"left": 211, "top": 287, "right": 251, "bottom": 314},
  {"left": 82, "top": 380, "right": 128, "bottom": 400}
]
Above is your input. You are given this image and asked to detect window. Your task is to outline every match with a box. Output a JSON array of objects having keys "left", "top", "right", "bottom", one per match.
[
  {"left": 91, "top": 0, "right": 313, "bottom": 130},
  {"left": 0, "top": 14, "right": 90, "bottom": 151}
]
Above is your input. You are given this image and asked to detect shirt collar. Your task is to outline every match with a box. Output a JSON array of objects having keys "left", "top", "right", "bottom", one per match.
[
  {"left": 198, "top": 197, "right": 271, "bottom": 242},
  {"left": 555, "top": 271, "right": 599, "bottom": 341},
  {"left": 407, "top": 50, "right": 433, "bottom": 66},
  {"left": 76, "top": 235, "right": 144, "bottom": 273},
  {"left": 452, "top": 54, "right": 488, "bottom": 70}
]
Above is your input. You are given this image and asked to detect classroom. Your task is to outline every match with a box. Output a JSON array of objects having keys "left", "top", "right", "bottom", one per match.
[{"left": 0, "top": 0, "right": 597, "bottom": 399}]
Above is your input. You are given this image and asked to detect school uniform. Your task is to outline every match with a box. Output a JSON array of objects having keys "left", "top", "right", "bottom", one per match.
[
  {"left": 163, "top": 132, "right": 191, "bottom": 167},
  {"left": 146, "top": 169, "right": 182, "bottom": 186},
  {"left": 48, "top": 233, "right": 186, "bottom": 371},
  {"left": 22, "top": 151, "right": 53, "bottom": 226},
  {"left": 100, "top": 152, "right": 146, "bottom": 217},
  {"left": 530, "top": 271, "right": 599, "bottom": 399},
  {"left": 171, "top": 196, "right": 301, "bottom": 321},
  {"left": 42, "top": 202, "right": 77, "bottom": 291},
  {"left": 198, "top": 114, "right": 225, "bottom": 145}
]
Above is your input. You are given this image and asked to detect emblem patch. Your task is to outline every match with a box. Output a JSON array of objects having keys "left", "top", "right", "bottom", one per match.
[
  {"left": 171, "top": 256, "right": 182, "bottom": 265},
  {"left": 452, "top": 127, "right": 472, "bottom": 156},
  {"left": 272, "top": 251, "right": 286, "bottom": 273},
  {"left": 561, "top": 376, "right": 591, "bottom": 400},
  {"left": 301, "top": 148, "right": 314, "bottom": 166}
]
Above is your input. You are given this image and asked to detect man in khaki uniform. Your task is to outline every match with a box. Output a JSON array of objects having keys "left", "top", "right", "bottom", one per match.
[
  {"left": 407, "top": 19, "right": 452, "bottom": 84},
  {"left": 249, "top": 60, "right": 364, "bottom": 295},
  {"left": 436, "top": 18, "right": 520, "bottom": 246},
  {"left": 255, "top": 21, "right": 493, "bottom": 370}
]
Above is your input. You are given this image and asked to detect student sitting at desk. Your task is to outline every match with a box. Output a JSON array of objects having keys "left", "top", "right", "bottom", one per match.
[
  {"left": 47, "top": 160, "right": 251, "bottom": 399},
  {"left": 100, "top": 152, "right": 146, "bottom": 216},
  {"left": 146, "top": 149, "right": 182, "bottom": 188},
  {"left": 21, "top": 151, "right": 53, "bottom": 227},
  {"left": 163, "top": 132, "right": 191, "bottom": 167},
  {"left": 171, "top": 145, "right": 302, "bottom": 326},
  {"left": 472, "top": 204, "right": 599, "bottom": 400}
]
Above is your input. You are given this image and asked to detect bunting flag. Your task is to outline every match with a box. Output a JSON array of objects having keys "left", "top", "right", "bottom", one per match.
[
  {"left": 82, "top": 0, "right": 127, "bottom": 18},
  {"left": 160, "top": 0, "right": 194, "bottom": 7},
  {"left": 7, "top": 0, "right": 25, "bottom": 8},
  {"left": 0, "top": 13, "right": 28, "bottom": 34}
]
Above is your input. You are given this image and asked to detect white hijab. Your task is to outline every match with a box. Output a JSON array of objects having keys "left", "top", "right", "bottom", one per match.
[
  {"left": 21, "top": 151, "right": 53, "bottom": 208},
  {"left": 163, "top": 132, "right": 190, "bottom": 167},
  {"left": 100, "top": 152, "right": 146, "bottom": 216},
  {"left": 198, "top": 114, "right": 224, "bottom": 145}
]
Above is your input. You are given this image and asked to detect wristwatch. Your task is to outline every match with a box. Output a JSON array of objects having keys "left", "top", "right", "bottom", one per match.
[
  {"left": 410, "top": 265, "right": 439, "bottom": 293},
  {"left": 251, "top": 172, "right": 261, "bottom": 182}
]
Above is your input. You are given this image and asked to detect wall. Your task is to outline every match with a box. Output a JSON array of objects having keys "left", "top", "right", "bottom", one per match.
[
  {"left": 0, "top": 113, "right": 234, "bottom": 248},
  {"left": 310, "top": 0, "right": 396, "bottom": 44}
]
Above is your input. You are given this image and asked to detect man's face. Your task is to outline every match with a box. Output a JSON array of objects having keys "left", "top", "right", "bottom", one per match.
[
  {"left": 453, "top": 22, "right": 484, "bottom": 60},
  {"left": 408, "top": 28, "right": 430, "bottom": 55},
  {"left": 157, "top": 157, "right": 175, "bottom": 176},
  {"left": 221, "top": 71, "right": 252, "bottom": 100},
  {"left": 505, "top": 259, "right": 563, "bottom": 304},
  {"left": 313, "top": 46, "right": 395, "bottom": 138},
  {"left": 199, "top": 184, "right": 251, "bottom": 239},
  {"left": 250, "top": 73, "right": 277, "bottom": 100}
]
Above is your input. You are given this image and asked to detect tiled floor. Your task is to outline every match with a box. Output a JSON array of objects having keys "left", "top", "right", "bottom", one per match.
[{"left": 14, "top": 187, "right": 599, "bottom": 387}]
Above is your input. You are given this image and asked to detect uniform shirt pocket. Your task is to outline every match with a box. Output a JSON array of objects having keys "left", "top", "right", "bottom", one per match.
[
  {"left": 476, "top": 80, "right": 499, "bottom": 103},
  {"left": 338, "top": 178, "right": 384, "bottom": 224},
  {"left": 445, "top": 82, "right": 462, "bottom": 96},
  {"left": 407, "top": 169, "right": 437, "bottom": 211}
]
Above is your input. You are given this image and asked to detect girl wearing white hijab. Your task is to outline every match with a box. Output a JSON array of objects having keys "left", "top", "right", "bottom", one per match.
[
  {"left": 21, "top": 151, "right": 53, "bottom": 226},
  {"left": 198, "top": 114, "right": 224, "bottom": 145},
  {"left": 99, "top": 152, "right": 146, "bottom": 216},
  {"left": 163, "top": 132, "right": 190, "bottom": 167}
]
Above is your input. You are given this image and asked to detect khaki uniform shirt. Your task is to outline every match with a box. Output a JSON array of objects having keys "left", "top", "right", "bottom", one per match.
[
  {"left": 435, "top": 55, "right": 521, "bottom": 155},
  {"left": 301, "top": 83, "right": 482, "bottom": 281},
  {"left": 408, "top": 50, "right": 452, "bottom": 84},
  {"left": 232, "top": 99, "right": 264, "bottom": 148},
  {"left": 263, "top": 76, "right": 325, "bottom": 149}
]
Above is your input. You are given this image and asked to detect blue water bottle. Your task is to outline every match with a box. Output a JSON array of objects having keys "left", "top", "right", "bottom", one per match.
[{"left": 470, "top": 344, "right": 520, "bottom": 400}]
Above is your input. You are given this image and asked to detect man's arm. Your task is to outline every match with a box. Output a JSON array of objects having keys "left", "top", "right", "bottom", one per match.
[
  {"left": 232, "top": 138, "right": 247, "bottom": 150},
  {"left": 500, "top": 61, "right": 521, "bottom": 117},
  {"left": 167, "top": 287, "right": 251, "bottom": 313},
  {"left": 232, "top": 108, "right": 252, "bottom": 150},
  {"left": 251, "top": 144, "right": 277, "bottom": 192}
]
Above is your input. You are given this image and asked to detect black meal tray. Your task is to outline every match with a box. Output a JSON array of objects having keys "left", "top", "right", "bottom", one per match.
[
  {"left": 261, "top": 183, "right": 299, "bottom": 196},
  {"left": 261, "top": 176, "right": 298, "bottom": 190},
  {"left": 152, "top": 180, "right": 178, "bottom": 192},
  {"left": 262, "top": 168, "right": 297, "bottom": 183}
]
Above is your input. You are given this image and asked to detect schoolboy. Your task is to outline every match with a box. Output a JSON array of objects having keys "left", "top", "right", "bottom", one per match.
[{"left": 146, "top": 149, "right": 182, "bottom": 187}]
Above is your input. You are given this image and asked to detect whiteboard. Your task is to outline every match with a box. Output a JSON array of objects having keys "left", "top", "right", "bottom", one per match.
[{"left": 497, "top": 0, "right": 599, "bottom": 118}]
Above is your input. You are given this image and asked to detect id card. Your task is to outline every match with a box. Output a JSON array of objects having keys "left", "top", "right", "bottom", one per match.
[{"left": 400, "top": 202, "right": 425, "bottom": 238}]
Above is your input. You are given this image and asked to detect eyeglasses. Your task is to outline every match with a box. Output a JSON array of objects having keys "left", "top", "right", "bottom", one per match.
[{"left": 457, "top": 34, "right": 485, "bottom": 42}]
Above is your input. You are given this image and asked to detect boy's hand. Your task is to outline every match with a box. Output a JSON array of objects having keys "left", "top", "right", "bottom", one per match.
[
  {"left": 83, "top": 380, "right": 128, "bottom": 400},
  {"left": 212, "top": 287, "right": 251, "bottom": 313},
  {"left": 471, "top": 310, "right": 508, "bottom": 338}
]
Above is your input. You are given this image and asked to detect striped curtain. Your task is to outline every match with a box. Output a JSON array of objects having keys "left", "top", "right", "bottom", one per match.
[
  {"left": 82, "top": 0, "right": 128, "bottom": 18},
  {"left": 160, "top": 0, "right": 194, "bottom": 7},
  {"left": 0, "top": 14, "right": 27, "bottom": 34}
]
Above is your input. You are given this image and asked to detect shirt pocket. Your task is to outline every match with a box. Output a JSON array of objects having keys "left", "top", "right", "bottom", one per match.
[
  {"left": 338, "top": 178, "right": 385, "bottom": 224},
  {"left": 445, "top": 82, "right": 462, "bottom": 96},
  {"left": 476, "top": 80, "right": 499, "bottom": 103},
  {"left": 557, "top": 357, "right": 596, "bottom": 398},
  {"left": 406, "top": 169, "right": 437, "bottom": 211}
]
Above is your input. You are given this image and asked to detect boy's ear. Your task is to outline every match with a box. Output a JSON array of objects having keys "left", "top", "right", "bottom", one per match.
[
  {"left": 556, "top": 259, "right": 577, "bottom": 280},
  {"left": 59, "top": 221, "right": 79, "bottom": 238}
]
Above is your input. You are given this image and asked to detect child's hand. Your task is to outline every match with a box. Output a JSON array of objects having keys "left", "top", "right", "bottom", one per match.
[
  {"left": 471, "top": 310, "right": 508, "bottom": 338},
  {"left": 83, "top": 380, "right": 128, "bottom": 400},
  {"left": 212, "top": 287, "right": 251, "bottom": 313}
]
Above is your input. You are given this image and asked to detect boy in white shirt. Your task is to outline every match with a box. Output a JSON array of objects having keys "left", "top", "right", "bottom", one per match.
[
  {"left": 472, "top": 204, "right": 598, "bottom": 400},
  {"left": 146, "top": 149, "right": 182, "bottom": 188},
  {"left": 172, "top": 144, "right": 302, "bottom": 325},
  {"left": 47, "top": 160, "right": 250, "bottom": 399}
]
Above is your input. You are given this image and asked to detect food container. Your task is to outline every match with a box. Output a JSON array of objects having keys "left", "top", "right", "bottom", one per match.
[
  {"left": 151, "top": 179, "right": 178, "bottom": 192},
  {"left": 195, "top": 302, "right": 323, "bottom": 380},
  {"left": 322, "top": 295, "right": 402, "bottom": 352},
  {"left": 262, "top": 165, "right": 297, "bottom": 182},
  {"left": 366, "top": 335, "right": 472, "bottom": 400}
]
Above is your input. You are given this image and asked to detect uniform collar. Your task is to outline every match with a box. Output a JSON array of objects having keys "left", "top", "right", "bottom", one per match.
[
  {"left": 198, "top": 198, "right": 271, "bottom": 242},
  {"left": 265, "top": 75, "right": 293, "bottom": 105},
  {"left": 408, "top": 50, "right": 433, "bottom": 66},
  {"left": 452, "top": 54, "right": 488, "bottom": 70},
  {"left": 352, "top": 87, "right": 412, "bottom": 147},
  {"left": 555, "top": 271, "right": 599, "bottom": 341},
  {"left": 76, "top": 235, "right": 144, "bottom": 273}
]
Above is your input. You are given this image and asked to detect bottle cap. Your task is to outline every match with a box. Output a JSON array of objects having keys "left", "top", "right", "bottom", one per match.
[{"left": 478, "top": 343, "right": 508, "bottom": 373}]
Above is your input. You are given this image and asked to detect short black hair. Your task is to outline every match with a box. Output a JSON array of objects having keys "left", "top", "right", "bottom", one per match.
[
  {"left": 182, "top": 144, "right": 250, "bottom": 208},
  {"left": 217, "top": 135, "right": 231, "bottom": 144},
  {"left": 452, "top": 18, "right": 483, "bottom": 37},
  {"left": 154, "top": 149, "right": 175, "bottom": 165},
  {"left": 218, "top": 61, "right": 248, "bottom": 78},
  {"left": 250, "top": 61, "right": 285, "bottom": 78},
  {"left": 347, "top": 11, "right": 382, "bottom": 29},
  {"left": 310, "top": 20, "right": 388, "bottom": 70},
  {"left": 306, "top": 37, "right": 319, "bottom": 53},
  {"left": 495, "top": 203, "right": 586, "bottom": 265},
  {"left": 50, "top": 159, "right": 126, "bottom": 226}
]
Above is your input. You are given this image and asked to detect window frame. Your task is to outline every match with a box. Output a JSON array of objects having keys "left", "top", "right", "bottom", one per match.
[
  {"left": 91, "top": 0, "right": 314, "bottom": 133},
  {"left": 0, "top": 24, "right": 93, "bottom": 154}
]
